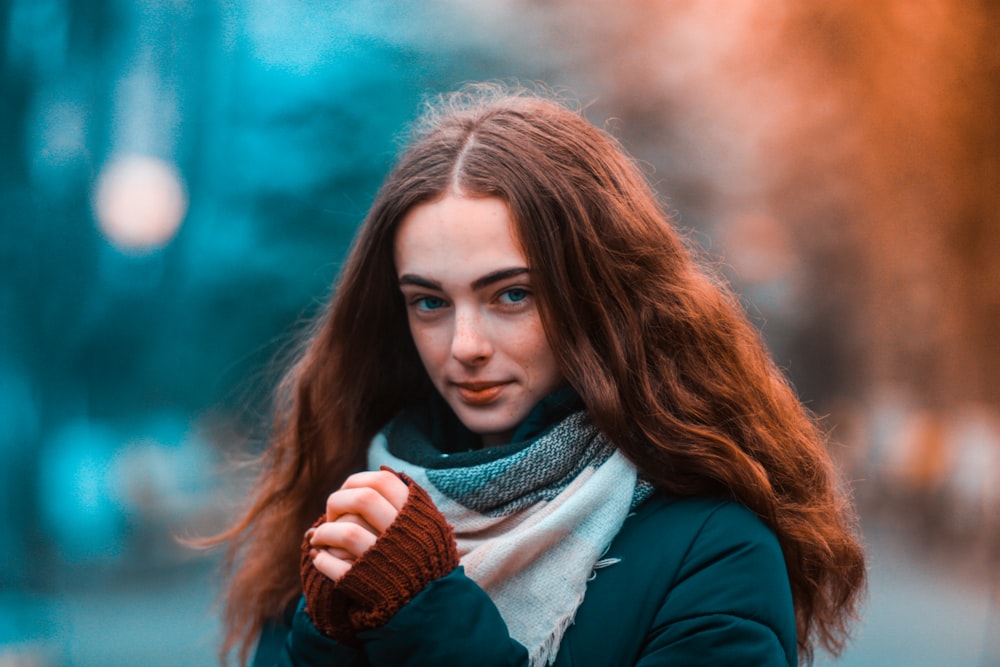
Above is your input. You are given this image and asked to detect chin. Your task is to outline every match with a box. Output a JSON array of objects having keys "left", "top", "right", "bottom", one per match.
[
  {"left": 453, "top": 410, "right": 519, "bottom": 443},
  {"left": 464, "top": 416, "right": 517, "bottom": 438}
]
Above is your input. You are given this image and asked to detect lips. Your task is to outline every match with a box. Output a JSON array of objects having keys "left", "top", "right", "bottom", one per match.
[{"left": 453, "top": 381, "right": 510, "bottom": 406}]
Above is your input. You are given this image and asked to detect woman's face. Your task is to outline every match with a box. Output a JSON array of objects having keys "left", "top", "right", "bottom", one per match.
[{"left": 394, "top": 193, "right": 564, "bottom": 447}]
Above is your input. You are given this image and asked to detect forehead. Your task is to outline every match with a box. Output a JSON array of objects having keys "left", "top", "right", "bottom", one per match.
[{"left": 393, "top": 195, "right": 527, "bottom": 279}]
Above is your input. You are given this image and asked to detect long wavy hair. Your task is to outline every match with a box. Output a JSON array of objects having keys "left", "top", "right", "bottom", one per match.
[{"left": 210, "top": 84, "right": 865, "bottom": 665}]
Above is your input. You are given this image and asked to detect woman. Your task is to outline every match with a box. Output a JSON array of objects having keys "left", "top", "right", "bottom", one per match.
[{"left": 212, "top": 84, "right": 865, "bottom": 666}]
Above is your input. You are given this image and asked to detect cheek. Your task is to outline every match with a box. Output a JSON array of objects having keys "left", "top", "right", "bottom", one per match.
[
  {"left": 408, "top": 321, "right": 449, "bottom": 372},
  {"left": 519, "top": 321, "right": 561, "bottom": 383}
]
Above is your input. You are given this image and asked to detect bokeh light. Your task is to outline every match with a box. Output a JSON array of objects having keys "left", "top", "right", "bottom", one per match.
[{"left": 93, "top": 154, "right": 187, "bottom": 252}]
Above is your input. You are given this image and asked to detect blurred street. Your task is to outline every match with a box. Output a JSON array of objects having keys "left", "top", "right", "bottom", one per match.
[{"left": 827, "top": 520, "right": 1000, "bottom": 667}]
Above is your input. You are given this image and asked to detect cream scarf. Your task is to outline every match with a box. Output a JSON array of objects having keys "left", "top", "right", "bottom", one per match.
[{"left": 368, "top": 409, "right": 650, "bottom": 666}]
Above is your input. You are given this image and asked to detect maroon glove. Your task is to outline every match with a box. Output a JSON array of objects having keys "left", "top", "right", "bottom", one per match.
[{"left": 300, "top": 471, "right": 460, "bottom": 644}]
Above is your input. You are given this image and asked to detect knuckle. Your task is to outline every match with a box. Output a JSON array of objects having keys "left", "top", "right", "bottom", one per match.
[
  {"left": 346, "top": 471, "right": 368, "bottom": 485},
  {"left": 341, "top": 522, "right": 368, "bottom": 543},
  {"left": 356, "top": 487, "right": 380, "bottom": 504}
]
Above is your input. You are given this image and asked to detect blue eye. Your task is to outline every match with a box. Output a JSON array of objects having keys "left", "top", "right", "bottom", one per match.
[
  {"left": 501, "top": 288, "right": 529, "bottom": 304},
  {"left": 415, "top": 296, "right": 446, "bottom": 311}
]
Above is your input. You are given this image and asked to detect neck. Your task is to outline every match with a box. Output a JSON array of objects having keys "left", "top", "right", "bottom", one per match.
[{"left": 480, "top": 431, "right": 514, "bottom": 449}]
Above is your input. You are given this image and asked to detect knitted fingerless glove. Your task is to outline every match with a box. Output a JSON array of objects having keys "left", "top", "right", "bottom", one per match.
[
  {"left": 300, "top": 471, "right": 460, "bottom": 645},
  {"left": 299, "top": 521, "right": 356, "bottom": 644}
]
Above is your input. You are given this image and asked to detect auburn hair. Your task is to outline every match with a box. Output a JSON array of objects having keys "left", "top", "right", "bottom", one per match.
[{"left": 209, "top": 84, "right": 865, "bottom": 665}]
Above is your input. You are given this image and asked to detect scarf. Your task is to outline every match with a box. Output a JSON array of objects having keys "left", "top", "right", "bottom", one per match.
[{"left": 368, "top": 404, "right": 651, "bottom": 666}]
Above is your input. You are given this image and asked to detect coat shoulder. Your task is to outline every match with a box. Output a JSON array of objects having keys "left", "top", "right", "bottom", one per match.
[{"left": 559, "top": 494, "right": 797, "bottom": 667}]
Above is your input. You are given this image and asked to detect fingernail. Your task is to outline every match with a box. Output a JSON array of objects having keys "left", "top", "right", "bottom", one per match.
[
  {"left": 305, "top": 528, "right": 316, "bottom": 541},
  {"left": 309, "top": 548, "right": 319, "bottom": 559}
]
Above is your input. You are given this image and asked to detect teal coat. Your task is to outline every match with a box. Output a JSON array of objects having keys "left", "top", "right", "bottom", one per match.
[{"left": 252, "top": 494, "right": 797, "bottom": 666}]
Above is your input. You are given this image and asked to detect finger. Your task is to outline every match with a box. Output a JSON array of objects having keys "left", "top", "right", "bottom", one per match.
[
  {"left": 310, "top": 520, "right": 378, "bottom": 560},
  {"left": 306, "top": 523, "right": 353, "bottom": 562},
  {"left": 336, "top": 512, "right": 378, "bottom": 536},
  {"left": 340, "top": 470, "right": 410, "bottom": 511},
  {"left": 324, "top": 546, "right": 354, "bottom": 560},
  {"left": 311, "top": 549, "right": 353, "bottom": 582},
  {"left": 325, "top": 487, "right": 399, "bottom": 533}
]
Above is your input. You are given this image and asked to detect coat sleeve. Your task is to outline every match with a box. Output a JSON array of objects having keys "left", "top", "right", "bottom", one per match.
[
  {"left": 634, "top": 502, "right": 797, "bottom": 667},
  {"left": 358, "top": 566, "right": 530, "bottom": 666},
  {"left": 254, "top": 568, "right": 529, "bottom": 667},
  {"left": 251, "top": 597, "right": 367, "bottom": 667}
]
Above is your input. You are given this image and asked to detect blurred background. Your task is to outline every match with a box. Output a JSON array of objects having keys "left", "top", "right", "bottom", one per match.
[{"left": 2, "top": 0, "right": 999, "bottom": 665}]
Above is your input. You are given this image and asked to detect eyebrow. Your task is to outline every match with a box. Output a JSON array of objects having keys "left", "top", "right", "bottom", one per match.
[{"left": 398, "top": 267, "right": 530, "bottom": 291}]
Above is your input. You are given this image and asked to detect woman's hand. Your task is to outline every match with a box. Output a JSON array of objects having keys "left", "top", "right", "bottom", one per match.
[
  {"left": 298, "top": 469, "right": 459, "bottom": 642},
  {"left": 307, "top": 470, "right": 410, "bottom": 581}
]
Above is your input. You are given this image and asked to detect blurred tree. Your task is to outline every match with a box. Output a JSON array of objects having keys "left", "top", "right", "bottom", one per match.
[{"left": 0, "top": 0, "right": 568, "bottom": 590}]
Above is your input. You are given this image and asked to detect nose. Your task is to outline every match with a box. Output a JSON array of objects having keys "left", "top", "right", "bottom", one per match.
[{"left": 451, "top": 309, "right": 493, "bottom": 365}]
